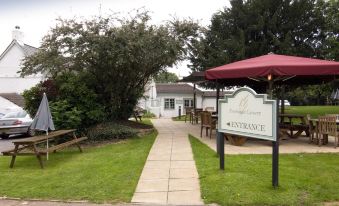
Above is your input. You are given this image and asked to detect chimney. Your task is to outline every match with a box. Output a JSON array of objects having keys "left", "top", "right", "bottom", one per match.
[{"left": 12, "top": 26, "right": 24, "bottom": 45}]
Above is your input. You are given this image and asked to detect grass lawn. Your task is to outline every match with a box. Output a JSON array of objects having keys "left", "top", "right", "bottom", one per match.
[
  {"left": 0, "top": 131, "right": 157, "bottom": 203},
  {"left": 285, "top": 106, "right": 339, "bottom": 118},
  {"left": 140, "top": 118, "right": 153, "bottom": 125},
  {"left": 172, "top": 115, "right": 187, "bottom": 121},
  {"left": 189, "top": 135, "right": 339, "bottom": 206},
  {"left": 129, "top": 118, "right": 153, "bottom": 126}
]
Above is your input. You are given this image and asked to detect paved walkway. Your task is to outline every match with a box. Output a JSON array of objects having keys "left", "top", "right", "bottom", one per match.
[{"left": 132, "top": 119, "right": 203, "bottom": 205}]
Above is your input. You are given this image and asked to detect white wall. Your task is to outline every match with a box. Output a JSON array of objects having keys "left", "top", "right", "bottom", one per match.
[
  {"left": 0, "top": 44, "right": 24, "bottom": 77},
  {"left": 0, "top": 43, "right": 42, "bottom": 93},
  {"left": 157, "top": 93, "right": 203, "bottom": 118},
  {"left": 202, "top": 97, "right": 218, "bottom": 111},
  {"left": 0, "top": 77, "right": 42, "bottom": 93}
]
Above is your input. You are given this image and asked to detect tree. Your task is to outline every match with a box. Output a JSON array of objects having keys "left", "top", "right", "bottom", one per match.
[
  {"left": 154, "top": 71, "right": 179, "bottom": 83},
  {"left": 21, "top": 11, "right": 199, "bottom": 120},
  {"left": 187, "top": 0, "right": 338, "bottom": 103},
  {"left": 188, "top": 0, "right": 332, "bottom": 72},
  {"left": 322, "top": 0, "right": 339, "bottom": 61}
]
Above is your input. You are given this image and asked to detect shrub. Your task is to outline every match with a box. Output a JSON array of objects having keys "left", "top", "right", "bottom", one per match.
[
  {"left": 50, "top": 100, "right": 82, "bottom": 130},
  {"left": 23, "top": 80, "right": 58, "bottom": 117},
  {"left": 143, "top": 110, "right": 156, "bottom": 118},
  {"left": 23, "top": 73, "right": 105, "bottom": 130},
  {"left": 87, "top": 122, "right": 138, "bottom": 141},
  {"left": 55, "top": 73, "right": 105, "bottom": 127}
]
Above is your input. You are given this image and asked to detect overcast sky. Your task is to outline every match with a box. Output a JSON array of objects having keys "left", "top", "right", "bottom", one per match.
[{"left": 0, "top": 0, "right": 230, "bottom": 77}]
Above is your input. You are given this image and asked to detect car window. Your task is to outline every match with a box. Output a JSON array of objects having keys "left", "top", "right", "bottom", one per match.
[{"left": 3, "top": 111, "right": 27, "bottom": 118}]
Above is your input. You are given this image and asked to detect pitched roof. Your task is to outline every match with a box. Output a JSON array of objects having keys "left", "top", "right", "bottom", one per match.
[
  {"left": 20, "top": 43, "right": 38, "bottom": 56},
  {"left": 0, "top": 40, "right": 38, "bottom": 61},
  {"left": 156, "top": 83, "right": 202, "bottom": 94},
  {"left": 0, "top": 93, "right": 25, "bottom": 107},
  {"left": 203, "top": 91, "right": 233, "bottom": 97}
]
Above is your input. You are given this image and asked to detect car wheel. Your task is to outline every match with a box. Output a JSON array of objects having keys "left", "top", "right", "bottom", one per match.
[
  {"left": 1, "top": 134, "right": 10, "bottom": 139},
  {"left": 27, "top": 128, "right": 35, "bottom": 137}
]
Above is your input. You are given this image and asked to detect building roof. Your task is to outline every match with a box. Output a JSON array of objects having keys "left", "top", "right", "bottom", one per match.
[
  {"left": 203, "top": 91, "right": 234, "bottom": 97},
  {"left": 0, "top": 93, "right": 25, "bottom": 107},
  {"left": 0, "top": 40, "right": 38, "bottom": 61},
  {"left": 156, "top": 83, "right": 202, "bottom": 94},
  {"left": 21, "top": 43, "right": 38, "bottom": 56}
]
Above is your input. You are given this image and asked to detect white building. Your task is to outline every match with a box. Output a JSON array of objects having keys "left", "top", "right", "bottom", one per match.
[
  {"left": 140, "top": 83, "right": 232, "bottom": 118},
  {"left": 0, "top": 26, "right": 43, "bottom": 94}
]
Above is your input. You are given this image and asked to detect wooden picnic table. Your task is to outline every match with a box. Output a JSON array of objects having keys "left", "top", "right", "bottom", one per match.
[
  {"left": 2, "top": 129, "right": 87, "bottom": 169},
  {"left": 279, "top": 114, "right": 309, "bottom": 138}
]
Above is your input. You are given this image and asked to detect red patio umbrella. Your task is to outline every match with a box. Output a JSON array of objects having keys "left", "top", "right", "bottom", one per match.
[
  {"left": 205, "top": 54, "right": 339, "bottom": 82},
  {"left": 205, "top": 53, "right": 339, "bottom": 112}
]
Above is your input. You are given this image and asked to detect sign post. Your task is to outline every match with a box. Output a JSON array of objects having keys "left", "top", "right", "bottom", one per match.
[
  {"left": 218, "top": 87, "right": 278, "bottom": 187},
  {"left": 272, "top": 103, "right": 279, "bottom": 188},
  {"left": 217, "top": 131, "right": 224, "bottom": 170},
  {"left": 272, "top": 140, "right": 279, "bottom": 187}
]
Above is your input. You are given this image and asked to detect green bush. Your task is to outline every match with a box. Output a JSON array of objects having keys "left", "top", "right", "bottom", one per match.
[
  {"left": 23, "top": 79, "right": 58, "bottom": 117},
  {"left": 50, "top": 100, "right": 82, "bottom": 130},
  {"left": 143, "top": 111, "right": 156, "bottom": 118},
  {"left": 54, "top": 73, "right": 106, "bottom": 128},
  {"left": 23, "top": 73, "right": 105, "bottom": 130},
  {"left": 87, "top": 122, "right": 137, "bottom": 141}
]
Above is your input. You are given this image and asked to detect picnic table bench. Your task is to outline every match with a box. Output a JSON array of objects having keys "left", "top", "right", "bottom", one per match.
[
  {"left": 279, "top": 114, "right": 310, "bottom": 138},
  {"left": 2, "top": 129, "right": 87, "bottom": 169}
]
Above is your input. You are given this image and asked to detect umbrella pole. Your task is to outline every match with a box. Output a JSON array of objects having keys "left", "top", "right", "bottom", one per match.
[
  {"left": 46, "top": 131, "right": 49, "bottom": 160},
  {"left": 193, "top": 83, "right": 196, "bottom": 111},
  {"left": 216, "top": 80, "right": 220, "bottom": 114},
  {"left": 281, "top": 86, "right": 285, "bottom": 114}
]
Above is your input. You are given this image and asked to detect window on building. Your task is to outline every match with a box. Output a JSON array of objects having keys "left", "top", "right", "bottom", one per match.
[
  {"left": 184, "top": 99, "right": 194, "bottom": 108},
  {"left": 164, "top": 98, "right": 175, "bottom": 109}
]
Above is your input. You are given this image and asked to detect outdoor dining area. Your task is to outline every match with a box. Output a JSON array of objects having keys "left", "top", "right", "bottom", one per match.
[
  {"left": 181, "top": 53, "right": 339, "bottom": 150},
  {"left": 185, "top": 107, "right": 339, "bottom": 148}
]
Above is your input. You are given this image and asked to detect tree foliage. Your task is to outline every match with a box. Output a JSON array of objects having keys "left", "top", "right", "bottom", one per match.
[
  {"left": 187, "top": 0, "right": 338, "bottom": 104},
  {"left": 21, "top": 11, "right": 199, "bottom": 121},
  {"left": 322, "top": 0, "right": 339, "bottom": 61},
  {"left": 23, "top": 74, "right": 104, "bottom": 129},
  {"left": 188, "top": 0, "right": 337, "bottom": 72},
  {"left": 154, "top": 71, "right": 179, "bottom": 83}
]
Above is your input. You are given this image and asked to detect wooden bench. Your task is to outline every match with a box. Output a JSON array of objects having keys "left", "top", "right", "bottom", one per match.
[
  {"left": 2, "top": 129, "right": 87, "bottom": 169},
  {"left": 40, "top": 137, "right": 87, "bottom": 153},
  {"left": 279, "top": 114, "right": 310, "bottom": 138}
]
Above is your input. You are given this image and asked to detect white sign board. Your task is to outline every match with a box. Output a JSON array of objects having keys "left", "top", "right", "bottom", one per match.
[{"left": 218, "top": 87, "right": 277, "bottom": 141}]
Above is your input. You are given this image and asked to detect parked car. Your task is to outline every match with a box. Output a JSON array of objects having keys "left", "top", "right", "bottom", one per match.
[
  {"left": 0, "top": 110, "right": 34, "bottom": 139},
  {"left": 279, "top": 100, "right": 291, "bottom": 106}
]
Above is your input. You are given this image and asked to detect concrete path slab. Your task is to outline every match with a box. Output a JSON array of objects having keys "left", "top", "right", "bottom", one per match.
[{"left": 131, "top": 119, "right": 204, "bottom": 205}]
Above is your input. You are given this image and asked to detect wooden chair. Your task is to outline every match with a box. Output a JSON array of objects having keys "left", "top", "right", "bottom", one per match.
[
  {"left": 192, "top": 108, "right": 203, "bottom": 124},
  {"left": 306, "top": 114, "right": 316, "bottom": 143},
  {"left": 200, "top": 111, "right": 216, "bottom": 139},
  {"left": 326, "top": 114, "right": 339, "bottom": 121},
  {"left": 318, "top": 116, "right": 338, "bottom": 147},
  {"left": 184, "top": 107, "right": 193, "bottom": 123}
]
